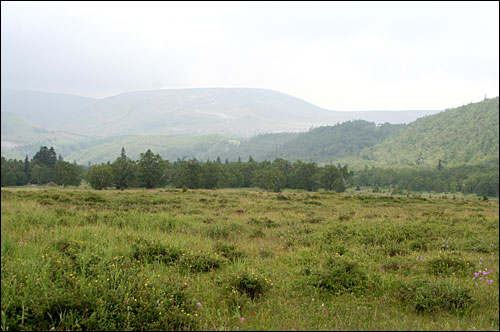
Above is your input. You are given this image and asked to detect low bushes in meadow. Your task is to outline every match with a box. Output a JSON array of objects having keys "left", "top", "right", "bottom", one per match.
[{"left": 399, "top": 278, "right": 473, "bottom": 313}]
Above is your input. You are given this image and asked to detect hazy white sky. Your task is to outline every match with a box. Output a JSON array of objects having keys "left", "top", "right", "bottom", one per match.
[{"left": 1, "top": 1, "right": 498, "bottom": 110}]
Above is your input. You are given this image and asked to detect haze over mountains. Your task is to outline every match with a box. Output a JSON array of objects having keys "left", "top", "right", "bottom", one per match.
[
  {"left": 1, "top": 88, "right": 441, "bottom": 137},
  {"left": 2, "top": 88, "right": 497, "bottom": 169}
]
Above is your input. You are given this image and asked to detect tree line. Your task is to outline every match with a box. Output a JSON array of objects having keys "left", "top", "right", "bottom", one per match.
[
  {"left": 1, "top": 146, "right": 351, "bottom": 193},
  {"left": 2, "top": 146, "right": 497, "bottom": 197},
  {"left": 352, "top": 162, "right": 499, "bottom": 197},
  {"left": 1, "top": 146, "right": 83, "bottom": 187}
]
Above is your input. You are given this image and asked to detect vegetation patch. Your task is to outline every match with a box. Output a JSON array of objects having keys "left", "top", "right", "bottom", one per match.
[
  {"left": 399, "top": 278, "right": 473, "bottom": 313},
  {"left": 213, "top": 241, "right": 246, "bottom": 262},
  {"left": 427, "top": 254, "right": 475, "bottom": 276},
  {"left": 302, "top": 255, "right": 377, "bottom": 295},
  {"left": 223, "top": 270, "right": 273, "bottom": 300}
]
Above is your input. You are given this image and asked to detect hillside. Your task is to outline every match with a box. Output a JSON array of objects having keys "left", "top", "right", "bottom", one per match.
[
  {"left": 0, "top": 89, "right": 98, "bottom": 130},
  {"left": 1, "top": 111, "right": 101, "bottom": 161},
  {"left": 365, "top": 97, "right": 499, "bottom": 167},
  {"left": 1, "top": 110, "right": 41, "bottom": 138},
  {"left": 62, "top": 98, "right": 499, "bottom": 166},
  {"left": 65, "top": 134, "right": 235, "bottom": 165},
  {"left": 1, "top": 88, "right": 441, "bottom": 138},
  {"left": 2, "top": 90, "right": 496, "bottom": 168},
  {"left": 271, "top": 121, "right": 404, "bottom": 164}
]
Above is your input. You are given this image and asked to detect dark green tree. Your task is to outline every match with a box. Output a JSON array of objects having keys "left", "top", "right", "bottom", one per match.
[
  {"left": 85, "top": 164, "right": 113, "bottom": 190},
  {"left": 53, "top": 160, "right": 82, "bottom": 186},
  {"left": 138, "top": 149, "right": 164, "bottom": 189},
  {"left": 30, "top": 162, "right": 51, "bottom": 185},
  {"left": 24, "top": 155, "right": 30, "bottom": 181},
  {"left": 254, "top": 167, "right": 286, "bottom": 192},
  {"left": 200, "top": 161, "right": 221, "bottom": 189},
  {"left": 112, "top": 148, "right": 137, "bottom": 189},
  {"left": 317, "top": 165, "right": 341, "bottom": 191}
]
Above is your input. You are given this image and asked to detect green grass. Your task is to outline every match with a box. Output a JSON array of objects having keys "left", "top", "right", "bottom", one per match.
[{"left": 1, "top": 187, "right": 499, "bottom": 330}]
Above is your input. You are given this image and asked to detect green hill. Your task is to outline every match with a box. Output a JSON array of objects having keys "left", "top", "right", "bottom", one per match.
[
  {"left": 3, "top": 97, "right": 498, "bottom": 169},
  {"left": 1, "top": 111, "right": 100, "bottom": 161},
  {"left": 65, "top": 134, "right": 237, "bottom": 165},
  {"left": 273, "top": 120, "right": 404, "bottom": 163},
  {"left": 366, "top": 97, "right": 499, "bottom": 167},
  {"left": 1, "top": 110, "right": 44, "bottom": 137}
]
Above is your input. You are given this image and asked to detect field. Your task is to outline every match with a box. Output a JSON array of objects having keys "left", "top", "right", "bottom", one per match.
[{"left": 1, "top": 187, "right": 499, "bottom": 331}]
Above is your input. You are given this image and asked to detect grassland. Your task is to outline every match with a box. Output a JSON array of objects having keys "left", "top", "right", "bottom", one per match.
[{"left": 1, "top": 187, "right": 499, "bottom": 330}]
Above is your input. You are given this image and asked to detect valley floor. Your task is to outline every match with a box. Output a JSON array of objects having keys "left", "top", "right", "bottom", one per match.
[{"left": 1, "top": 187, "right": 499, "bottom": 330}]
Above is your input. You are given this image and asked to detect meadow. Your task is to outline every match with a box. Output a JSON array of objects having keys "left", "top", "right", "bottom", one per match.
[{"left": 1, "top": 187, "right": 498, "bottom": 331}]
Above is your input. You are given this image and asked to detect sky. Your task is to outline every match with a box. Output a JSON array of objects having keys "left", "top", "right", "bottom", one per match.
[{"left": 1, "top": 1, "right": 499, "bottom": 111}]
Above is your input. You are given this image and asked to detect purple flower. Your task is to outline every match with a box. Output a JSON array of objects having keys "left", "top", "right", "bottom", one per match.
[
  {"left": 241, "top": 317, "right": 245, "bottom": 322},
  {"left": 381, "top": 269, "right": 385, "bottom": 272},
  {"left": 196, "top": 302, "right": 201, "bottom": 307}
]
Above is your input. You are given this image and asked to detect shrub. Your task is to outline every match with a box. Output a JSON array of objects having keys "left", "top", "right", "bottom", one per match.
[
  {"left": 399, "top": 278, "right": 473, "bottom": 313},
  {"left": 247, "top": 217, "right": 279, "bottom": 228},
  {"left": 427, "top": 254, "right": 474, "bottom": 276},
  {"left": 205, "top": 224, "right": 231, "bottom": 239},
  {"left": 214, "top": 242, "right": 246, "bottom": 262},
  {"left": 249, "top": 228, "right": 265, "bottom": 239},
  {"left": 2, "top": 256, "right": 198, "bottom": 331},
  {"left": 178, "top": 251, "right": 225, "bottom": 272},
  {"left": 383, "top": 242, "right": 408, "bottom": 257},
  {"left": 131, "top": 239, "right": 182, "bottom": 264},
  {"left": 225, "top": 270, "right": 273, "bottom": 300},
  {"left": 304, "top": 256, "right": 374, "bottom": 295}
]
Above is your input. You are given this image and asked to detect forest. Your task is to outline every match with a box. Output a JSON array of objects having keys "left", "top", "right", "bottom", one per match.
[{"left": 2, "top": 145, "right": 498, "bottom": 197}]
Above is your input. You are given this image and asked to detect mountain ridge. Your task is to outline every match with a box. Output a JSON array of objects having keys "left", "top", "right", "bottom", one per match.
[{"left": 1, "top": 88, "right": 442, "bottom": 137}]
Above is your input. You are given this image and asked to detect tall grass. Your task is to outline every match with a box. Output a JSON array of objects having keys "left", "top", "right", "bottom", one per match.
[{"left": 1, "top": 187, "right": 498, "bottom": 330}]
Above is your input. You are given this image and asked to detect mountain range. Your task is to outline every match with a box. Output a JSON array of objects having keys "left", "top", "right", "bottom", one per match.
[
  {"left": 1, "top": 88, "right": 497, "bottom": 169},
  {"left": 1, "top": 88, "right": 440, "bottom": 137}
]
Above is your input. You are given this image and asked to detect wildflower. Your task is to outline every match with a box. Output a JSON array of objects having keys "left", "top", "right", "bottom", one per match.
[
  {"left": 312, "top": 298, "right": 315, "bottom": 301},
  {"left": 381, "top": 269, "right": 385, "bottom": 272},
  {"left": 197, "top": 302, "right": 201, "bottom": 307},
  {"left": 241, "top": 317, "right": 245, "bottom": 322}
]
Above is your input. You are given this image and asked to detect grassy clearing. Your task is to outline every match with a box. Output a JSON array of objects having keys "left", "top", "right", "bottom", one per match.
[{"left": 1, "top": 187, "right": 499, "bottom": 330}]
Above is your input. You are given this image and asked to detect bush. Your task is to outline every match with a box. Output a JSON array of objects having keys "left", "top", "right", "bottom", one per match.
[
  {"left": 400, "top": 278, "right": 473, "bottom": 313},
  {"left": 304, "top": 256, "right": 375, "bottom": 295},
  {"left": 427, "top": 254, "right": 475, "bottom": 276},
  {"left": 131, "top": 239, "right": 182, "bottom": 264},
  {"left": 247, "top": 217, "right": 279, "bottom": 228},
  {"left": 205, "top": 224, "right": 231, "bottom": 239},
  {"left": 225, "top": 270, "right": 273, "bottom": 300},
  {"left": 1, "top": 255, "right": 198, "bottom": 331},
  {"left": 178, "top": 251, "right": 225, "bottom": 272},
  {"left": 214, "top": 241, "right": 246, "bottom": 262}
]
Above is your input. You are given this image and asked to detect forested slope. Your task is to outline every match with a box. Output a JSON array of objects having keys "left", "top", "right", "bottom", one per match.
[{"left": 366, "top": 97, "right": 499, "bottom": 167}]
